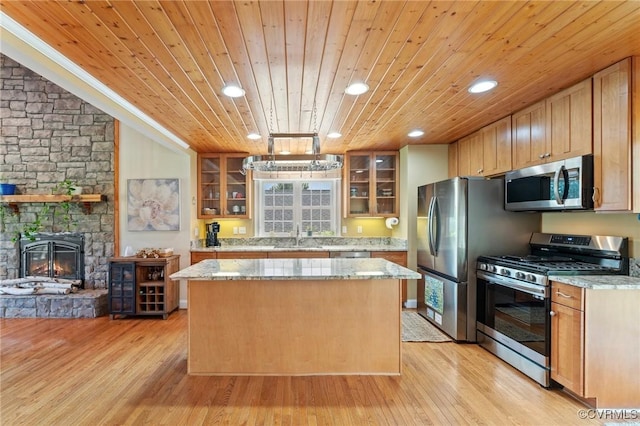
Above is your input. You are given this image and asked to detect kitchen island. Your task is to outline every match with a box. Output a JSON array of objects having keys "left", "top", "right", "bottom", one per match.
[{"left": 170, "top": 258, "right": 420, "bottom": 376}]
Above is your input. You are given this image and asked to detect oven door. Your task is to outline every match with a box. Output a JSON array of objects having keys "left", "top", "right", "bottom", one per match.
[{"left": 476, "top": 270, "right": 550, "bottom": 386}]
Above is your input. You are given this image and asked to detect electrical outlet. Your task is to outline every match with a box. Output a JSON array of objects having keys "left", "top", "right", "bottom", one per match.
[
  {"left": 238, "top": 226, "right": 246, "bottom": 234},
  {"left": 342, "top": 226, "right": 347, "bottom": 234},
  {"left": 233, "top": 227, "right": 238, "bottom": 234},
  {"left": 357, "top": 225, "right": 362, "bottom": 234}
]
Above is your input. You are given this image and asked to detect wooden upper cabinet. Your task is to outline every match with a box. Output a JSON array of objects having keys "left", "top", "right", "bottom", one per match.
[
  {"left": 345, "top": 151, "right": 399, "bottom": 217},
  {"left": 593, "top": 57, "right": 634, "bottom": 211},
  {"left": 512, "top": 78, "right": 593, "bottom": 169},
  {"left": 448, "top": 142, "right": 458, "bottom": 178},
  {"left": 481, "top": 116, "right": 512, "bottom": 176},
  {"left": 456, "top": 117, "right": 511, "bottom": 177},
  {"left": 456, "top": 131, "right": 481, "bottom": 176},
  {"left": 512, "top": 100, "right": 547, "bottom": 169},
  {"left": 197, "top": 153, "right": 250, "bottom": 219},
  {"left": 546, "top": 78, "right": 593, "bottom": 161}
]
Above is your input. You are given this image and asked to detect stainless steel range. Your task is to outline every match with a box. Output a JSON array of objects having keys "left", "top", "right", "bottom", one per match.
[{"left": 475, "top": 233, "right": 628, "bottom": 387}]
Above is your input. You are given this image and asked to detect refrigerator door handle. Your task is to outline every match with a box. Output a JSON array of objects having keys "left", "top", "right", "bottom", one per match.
[
  {"left": 427, "top": 196, "right": 436, "bottom": 255},
  {"left": 429, "top": 196, "right": 440, "bottom": 256}
]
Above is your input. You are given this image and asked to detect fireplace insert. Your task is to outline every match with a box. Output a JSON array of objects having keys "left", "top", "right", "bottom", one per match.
[{"left": 20, "top": 233, "right": 85, "bottom": 287}]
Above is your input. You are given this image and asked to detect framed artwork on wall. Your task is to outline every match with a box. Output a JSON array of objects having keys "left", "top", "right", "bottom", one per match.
[{"left": 127, "top": 178, "right": 180, "bottom": 231}]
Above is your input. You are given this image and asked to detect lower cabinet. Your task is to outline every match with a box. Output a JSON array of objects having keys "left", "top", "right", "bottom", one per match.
[
  {"left": 108, "top": 255, "right": 180, "bottom": 319},
  {"left": 550, "top": 281, "right": 640, "bottom": 408},
  {"left": 372, "top": 251, "right": 408, "bottom": 303}
]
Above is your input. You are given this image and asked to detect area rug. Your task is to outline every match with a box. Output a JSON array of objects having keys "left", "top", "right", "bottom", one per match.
[{"left": 402, "top": 311, "right": 452, "bottom": 342}]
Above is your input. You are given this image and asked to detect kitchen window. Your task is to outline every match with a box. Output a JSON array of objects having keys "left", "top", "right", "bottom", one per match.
[{"left": 254, "top": 179, "right": 341, "bottom": 237}]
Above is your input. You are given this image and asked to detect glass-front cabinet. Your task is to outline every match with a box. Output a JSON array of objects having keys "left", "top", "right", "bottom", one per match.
[
  {"left": 345, "top": 151, "right": 399, "bottom": 217},
  {"left": 198, "top": 153, "right": 250, "bottom": 219}
]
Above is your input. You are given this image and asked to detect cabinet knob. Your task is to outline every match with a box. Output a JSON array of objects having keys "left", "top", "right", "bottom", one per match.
[
  {"left": 477, "top": 169, "right": 483, "bottom": 174},
  {"left": 538, "top": 154, "right": 545, "bottom": 159},
  {"left": 545, "top": 153, "right": 551, "bottom": 158},
  {"left": 549, "top": 310, "right": 556, "bottom": 317}
]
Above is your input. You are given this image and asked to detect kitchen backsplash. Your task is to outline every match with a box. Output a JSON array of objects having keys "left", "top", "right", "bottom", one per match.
[{"left": 192, "top": 236, "right": 407, "bottom": 250}]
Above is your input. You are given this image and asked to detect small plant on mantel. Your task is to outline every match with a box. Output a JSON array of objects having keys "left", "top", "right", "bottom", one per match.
[{"left": 54, "top": 179, "right": 79, "bottom": 232}]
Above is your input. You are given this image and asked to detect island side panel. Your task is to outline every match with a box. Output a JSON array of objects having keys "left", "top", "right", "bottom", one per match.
[{"left": 187, "top": 278, "right": 401, "bottom": 375}]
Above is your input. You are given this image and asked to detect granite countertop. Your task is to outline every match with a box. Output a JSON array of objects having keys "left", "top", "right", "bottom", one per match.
[
  {"left": 190, "top": 237, "right": 407, "bottom": 253},
  {"left": 170, "top": 258, "right": 421, "bottom": 281},
  {"left": 549, "top": 275, "right": 640, "bottom": 290}
]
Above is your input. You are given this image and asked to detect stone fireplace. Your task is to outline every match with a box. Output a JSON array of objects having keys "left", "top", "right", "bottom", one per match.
[
  {"left": 0, "top": 54, "right": 115, "bottom": 291},
  {"left": 20, "top": 233, "right": 85, "bottom": 287}
]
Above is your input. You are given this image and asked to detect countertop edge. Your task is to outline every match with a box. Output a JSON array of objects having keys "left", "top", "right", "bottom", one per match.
[
  {"left": 170, "top": 258, "right": 421, "bottom": 281},
  {"left": 549, "top": 275, "right": 640, "bottom": 290}
]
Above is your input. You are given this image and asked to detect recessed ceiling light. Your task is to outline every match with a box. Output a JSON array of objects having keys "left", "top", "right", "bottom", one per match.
[
  {"left": 327, "top": 132, "right": 342, "bottom": 139},
  {"left": 345, "top": 82, "right": 369, "bottom": 96},
  {"left": 222, "top": 84, "right": 245, "bottom": 98},
  {"left": 468, "top": 80, "right": 498, "bottom": 94},
  {"left": 408, "top": 130, "right": 424, "bottom": 138},
  {"left": 247, "top": 133, "right": 261, "bottom": 140}
]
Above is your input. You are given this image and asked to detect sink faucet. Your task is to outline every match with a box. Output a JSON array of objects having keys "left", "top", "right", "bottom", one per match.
[{"left": 296, "top": 223, "right": 301, "bottom": 246}]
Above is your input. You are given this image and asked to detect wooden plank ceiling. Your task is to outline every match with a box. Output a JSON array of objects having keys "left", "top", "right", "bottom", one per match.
[{"left": 2, "top": 1, "right": 639, "bottom": 155}]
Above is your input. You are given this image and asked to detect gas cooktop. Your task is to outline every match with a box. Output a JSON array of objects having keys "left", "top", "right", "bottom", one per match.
[{"left": 477, "top": 233, "right": 629, "bottom": 285}]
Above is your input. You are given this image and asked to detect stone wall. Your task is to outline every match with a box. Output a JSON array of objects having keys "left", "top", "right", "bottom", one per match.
[{"left": 0, "top": 54, "right": 115, "bottom": 289}]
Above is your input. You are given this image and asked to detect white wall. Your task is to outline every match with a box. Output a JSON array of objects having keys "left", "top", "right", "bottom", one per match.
[
  {"left": 119, "top": 124, "right": 196, "bottom": 308},
  {"left": 399, "top": 144, "right": 449, "bottom": 304}
]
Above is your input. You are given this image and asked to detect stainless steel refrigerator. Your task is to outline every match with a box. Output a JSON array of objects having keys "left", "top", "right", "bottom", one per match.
[{"left": 416, "top": 177, "right": 539, "bottom": 341}]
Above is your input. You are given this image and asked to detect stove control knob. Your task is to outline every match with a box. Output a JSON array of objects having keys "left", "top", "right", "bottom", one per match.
[
  {"left": 526, "top": 274, "right": 537, "bottom": 283},
  {"left": 478, "top": 263, "right": 487, "bottom": 271},
  {"left": 489, "top": 265, "right": 497, "bottom": 273},
  {"left": 515, "top": 272, "right": 526, "bottom": 280},
  {"left": 500, "top": 268, "right": 511, "bottom": 276}
]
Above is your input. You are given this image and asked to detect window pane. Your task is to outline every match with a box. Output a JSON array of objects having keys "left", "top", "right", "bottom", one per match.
[{"left": 258, "top": 179, "right": 338, "bottom": 236}]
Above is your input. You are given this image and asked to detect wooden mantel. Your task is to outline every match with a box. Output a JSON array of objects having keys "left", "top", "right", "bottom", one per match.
[{"left": 0, "top": 194, "right": 107, "bottom": 214}]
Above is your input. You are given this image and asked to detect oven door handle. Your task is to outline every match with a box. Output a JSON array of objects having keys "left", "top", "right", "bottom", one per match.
[{"left": 477, "top": 270, "right": 548, "bottom": 298}]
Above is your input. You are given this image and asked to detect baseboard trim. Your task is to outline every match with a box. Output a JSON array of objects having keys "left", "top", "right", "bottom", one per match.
[{"left": 179, "top": 299, "right": 188, "bottom": 309}]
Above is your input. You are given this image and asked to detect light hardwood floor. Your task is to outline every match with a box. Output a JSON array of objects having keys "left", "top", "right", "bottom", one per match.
[{"left": 1, "top": 310, "right": 601, "bottom": 425}]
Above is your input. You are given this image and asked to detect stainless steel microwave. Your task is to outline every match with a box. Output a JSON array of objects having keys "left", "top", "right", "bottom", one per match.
[{"left": 505, "top": 155, "right": 594, "bottom": 211}]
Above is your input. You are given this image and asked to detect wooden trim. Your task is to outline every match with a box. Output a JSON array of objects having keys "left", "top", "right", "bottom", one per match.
[
  {"left": 633, "top": 56, "right": 640, "bottom": 212},
  {"left": 114, "top": 119, "right": 120, "bottom": 259}
]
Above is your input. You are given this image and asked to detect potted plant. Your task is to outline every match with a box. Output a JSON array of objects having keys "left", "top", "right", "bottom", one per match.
[{"left": 0, "top": 173, "right": 17, "bottom": 195}]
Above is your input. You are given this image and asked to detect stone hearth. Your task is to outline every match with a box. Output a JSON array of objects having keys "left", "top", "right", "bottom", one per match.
[{"left": 0, "top": 290, "right": 108, "bottom": 318}]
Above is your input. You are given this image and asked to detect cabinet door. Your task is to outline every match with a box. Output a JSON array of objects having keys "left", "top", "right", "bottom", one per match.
[
  {"left": 268, "top": 251, "right": 330, "bottom": 258},
  {"left": 346, "top": 153, "right": 371, "bottom": 216},
  {"left": 225, "top": 155, "right": 250, "bottom": 218},
  {"left": 216, "top": 251, "right": 268, "bottom": 259},
  {"left": 481, "top": 116, "right": 512, "bottom": 176},
  {"left": 546, "top": 79, "right": 593, "bottom": 162},
  {"left": 191, "top": 251, "right": 216, "bottom": 264},
  {"left": 372, "top": 251, "right": 407, "bottom": 302},
  {"left": 108, "top": 262, "right": 136, "bottom": 315},
  {"left": 512, "top": 100, "right": 547, "bottom": 169},
  {"left": 198, "top": 154, "right": 222, "bottom": 218},
  {"left": 457, "top": 132, "right": 482, "bottom": 176},
  {"left": 373, "top": 152, "right": 399, "bottom": 216},
  {"left": 550, "top": 301, "right": 585, "bottom": 396},
  {"left": 593, "top": 58, "right": 633, "bottom": 211},
  {"left": 448, "top": 142, "right": 458, "bottom": 178}
]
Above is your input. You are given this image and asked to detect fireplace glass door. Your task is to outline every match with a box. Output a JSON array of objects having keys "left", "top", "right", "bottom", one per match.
[{"left": 20, "top": 234, "right": 84, "bottom": 284}]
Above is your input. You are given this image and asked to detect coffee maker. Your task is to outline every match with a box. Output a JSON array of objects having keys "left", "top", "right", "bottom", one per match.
[{"left": 206, "top": 222, "right": 221, "bottom": 247}]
